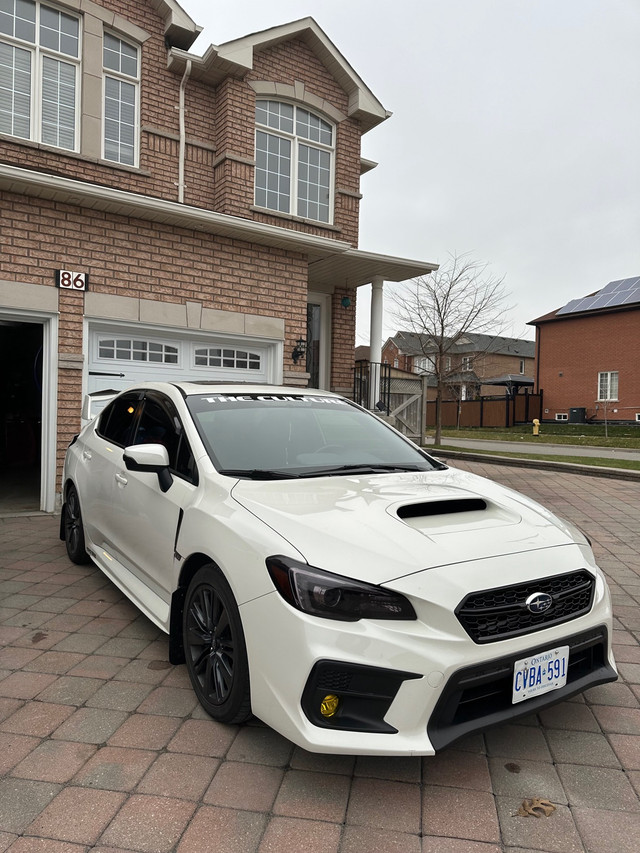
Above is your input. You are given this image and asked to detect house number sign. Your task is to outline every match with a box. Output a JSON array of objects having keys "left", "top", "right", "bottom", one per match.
[{"left": 56, "top": 270, "right": 88, "bottom": 291}]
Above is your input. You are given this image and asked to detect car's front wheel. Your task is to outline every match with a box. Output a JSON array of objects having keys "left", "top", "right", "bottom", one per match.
[
  {"left": 183, "top": 564, "right": 251, "bottom": 724},
  {"left": 63, "top": 485, "right": 91, "bottom": 565}
]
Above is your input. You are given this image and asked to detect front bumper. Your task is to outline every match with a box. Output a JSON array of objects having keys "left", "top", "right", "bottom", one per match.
[{"left": 240, "top": 567, "right": 615, "bottom": 755}]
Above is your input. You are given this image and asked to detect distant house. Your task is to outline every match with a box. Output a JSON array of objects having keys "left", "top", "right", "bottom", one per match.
[
  {"left": 529, "top": 277, "right": 640, "bottom": 424},
  {"left": 381, "top": 332, "right": 535, "bottom": 400}
]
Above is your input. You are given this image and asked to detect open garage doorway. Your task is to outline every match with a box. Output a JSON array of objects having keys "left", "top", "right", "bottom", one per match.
[{"left": 0, "top": 320, "right": 43, "bottom": 513}]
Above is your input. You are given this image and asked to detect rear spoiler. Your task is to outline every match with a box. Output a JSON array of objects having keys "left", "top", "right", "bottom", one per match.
[{"left": 81, "top": 389, "right": 119, "bottom": 426}]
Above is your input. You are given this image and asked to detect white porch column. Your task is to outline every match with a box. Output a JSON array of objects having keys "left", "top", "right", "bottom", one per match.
[{"left": 368, "top": 276, "right": 384, "bottom": 409}]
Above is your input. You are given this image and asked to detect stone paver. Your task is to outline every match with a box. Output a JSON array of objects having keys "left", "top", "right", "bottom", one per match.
[{"left": 1, "top": 460, "right": 639, "bottom": 852}]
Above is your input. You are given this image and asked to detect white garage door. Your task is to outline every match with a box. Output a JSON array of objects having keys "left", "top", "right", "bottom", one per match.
[{"left": 87, "top": 324, "right": 274, "bottom": 397}]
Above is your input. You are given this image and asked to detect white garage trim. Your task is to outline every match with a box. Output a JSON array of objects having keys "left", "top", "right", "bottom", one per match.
[
  {"left": 0, "top": 307, "right": 58, "bottom": 513},
  {"left": 85, "top": 320, "right": 283, "bottom": 397}
]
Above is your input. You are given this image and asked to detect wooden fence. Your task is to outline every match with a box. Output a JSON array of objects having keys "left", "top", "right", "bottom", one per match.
[{"left": 425, "top": 392, "right": 543, "bottom": 429}]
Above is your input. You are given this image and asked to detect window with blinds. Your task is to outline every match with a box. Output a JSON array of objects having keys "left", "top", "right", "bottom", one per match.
[
  {"left": 103, "top": 31, "right": 138, "bottom": 166},
  {"left": 0, "top": 0, "right": 79, "bottom": 150}
]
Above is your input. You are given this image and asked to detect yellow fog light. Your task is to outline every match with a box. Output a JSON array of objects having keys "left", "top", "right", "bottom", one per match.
[{"left": 320, "top": 694, "right": 340, "bottom": 718}]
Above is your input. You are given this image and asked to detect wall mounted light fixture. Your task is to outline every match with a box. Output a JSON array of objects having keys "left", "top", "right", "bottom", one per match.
[
  {"left": 341, "top": 296, "right": 351, "bottom": 308},
  {"left": 292, "top": 337, "right": 307, "bottom": 364}
]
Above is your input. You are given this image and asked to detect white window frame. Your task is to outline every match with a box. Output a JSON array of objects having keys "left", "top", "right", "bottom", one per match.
[
  {"left": 519, "top": 358, "right": 525, "bottom": 374},
  {"left": 254, "top": 99, "right": 335, "bottom": 224},
  {"left": 193, "top": 346, "right": 262, "bottom": 372},
  {"left": 635, "top": 413, "right": 640, "bottom": 423},
  {"left": 555, "top": 413, "right": 568, "bottom": 421},
  {"left": 0, "top": 0, "right": 81, "bottom": 151},
  {"left": 102, "top": 29, "right": 139, "bottom": 166},
  {"left": 597, "top": 370, "right": 619, "bottom": 402},
  {"left": 461, "top": 356, "right": 473, "bottom": 372}
]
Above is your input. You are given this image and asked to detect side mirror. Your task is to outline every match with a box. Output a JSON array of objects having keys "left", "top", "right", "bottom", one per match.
[{"left": 123, "top": 444, "right": 174, "bottom": 492}]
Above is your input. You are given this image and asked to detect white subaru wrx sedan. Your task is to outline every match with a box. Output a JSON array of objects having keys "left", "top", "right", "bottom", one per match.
[{"left": 61, "top": 382, "right": 616, "bottom": 755}]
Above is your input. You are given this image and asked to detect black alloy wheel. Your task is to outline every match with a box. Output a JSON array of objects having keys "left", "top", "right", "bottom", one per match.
[
  {"left": 64, "top": 485, "right": 91, "bottom": 564},
  {"left": 183, "top": 564, "right": 251, "bottom": 723}
]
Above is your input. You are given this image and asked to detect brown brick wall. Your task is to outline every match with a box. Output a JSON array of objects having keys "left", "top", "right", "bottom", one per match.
[
  {"left": 1, "top": 2, "right": 374, "bottom": 493},
  {"left": 331, "top": 287, "right": 357, "bottom": 394},
  {"left": 535, "top": 310, "right": 640, "bottom": 421},
  {"left": 1, "top": 190, "right": 310, "bottom": 482}
]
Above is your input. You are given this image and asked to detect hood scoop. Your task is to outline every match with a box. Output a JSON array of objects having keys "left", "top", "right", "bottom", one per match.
[
  {"left": 397, "top": 498, "right": 487, "bottom": 519},
  {"left": 395, "top": 496, "right": 520, "bottom": 535}
]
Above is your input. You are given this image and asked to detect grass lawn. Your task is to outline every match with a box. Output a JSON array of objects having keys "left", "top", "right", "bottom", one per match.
[
  {"left": 436, "top": 424, "right": 640, "bottom": 450},
  {"left": 433, "top": 444, "right": 640, "bottom": 472}
]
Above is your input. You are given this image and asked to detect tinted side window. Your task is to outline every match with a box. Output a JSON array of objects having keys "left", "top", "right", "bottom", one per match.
[
  {"left": 133, "top": 395, "right": 198, "bottom": 484},
  {"left": 97, "top": 393, "right": 141, "bottom": 446}
]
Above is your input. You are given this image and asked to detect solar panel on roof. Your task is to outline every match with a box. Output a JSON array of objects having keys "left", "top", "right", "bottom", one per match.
[{"left": 556, "top": 276, "right": 640, "bottom": 316}]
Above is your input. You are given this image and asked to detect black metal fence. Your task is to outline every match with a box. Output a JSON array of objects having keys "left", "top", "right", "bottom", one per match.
[{"left": 353, "top": 361, "right": 391, "bottom": 413}]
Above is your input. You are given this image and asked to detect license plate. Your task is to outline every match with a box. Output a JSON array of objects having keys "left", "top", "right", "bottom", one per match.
[{"left": 512, "top": 645, "right": 569, "bottom": 704}]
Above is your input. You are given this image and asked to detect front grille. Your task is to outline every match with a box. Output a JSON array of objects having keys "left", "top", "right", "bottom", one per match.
[
  {"left": 428, "top": 626, "right": 616, "bottom": 752},
  {"left": 456, "top": 569, "right": 595, "bottom": 643}
]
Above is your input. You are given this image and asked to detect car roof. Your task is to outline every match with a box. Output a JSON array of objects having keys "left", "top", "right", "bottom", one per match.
[{"left": 141, "top": 381, "right": 344, "bottom": 399}]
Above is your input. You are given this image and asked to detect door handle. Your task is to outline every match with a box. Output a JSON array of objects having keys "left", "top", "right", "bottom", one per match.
[{"left": 115, "top": 473, "right": 128, "bottom": 486}]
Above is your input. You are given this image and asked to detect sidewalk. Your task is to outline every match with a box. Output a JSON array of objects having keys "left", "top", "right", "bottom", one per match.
[
  {"left": 425, "top": 435, "right": 640, "bottom": 461},
  {"left": 1, "top": 458, "right": 640, "bottom": 852}
]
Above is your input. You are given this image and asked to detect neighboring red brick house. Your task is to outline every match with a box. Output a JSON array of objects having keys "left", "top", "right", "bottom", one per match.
[
  {"left": 0, "top": 1, "right": 435, "bottom": 511},
  {"left": 529, "top": 277, "right": 640, "bottom": 424},
  {"left": 381, "top": 332, "right": 534, "bottom": 399}
]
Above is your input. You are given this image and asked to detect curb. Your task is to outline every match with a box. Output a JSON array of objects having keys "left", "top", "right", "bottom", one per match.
[{"left": 430, "top": 448, "right": 640, "bottom": 481}]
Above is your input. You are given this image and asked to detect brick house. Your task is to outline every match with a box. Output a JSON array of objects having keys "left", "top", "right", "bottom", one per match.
[
  {"left": 381, "top": 332, "right": 535, "bottom": 400},
  {"left": 0, "top": 0, "right": 436, "bottom": 512},
  {"left": 529, "top": 277, "right": 640, "bottom": 424}
]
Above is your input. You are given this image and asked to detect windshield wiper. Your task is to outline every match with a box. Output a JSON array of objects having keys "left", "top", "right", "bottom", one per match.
[
  {"left": 302, "top": 463, "right": 429, "bottom": 477},
  {"left": 218, "top": 468, "right": 302, "bottom": 480}
]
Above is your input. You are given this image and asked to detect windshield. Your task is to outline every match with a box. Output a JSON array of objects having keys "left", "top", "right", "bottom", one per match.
[{"left": 186, "top": 392, "right": 445, "bottom": 478}]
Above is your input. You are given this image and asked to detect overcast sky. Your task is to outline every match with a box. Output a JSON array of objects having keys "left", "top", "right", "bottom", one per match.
[{"left": 184, "top": 0, "right": 640, "bottom": 344}]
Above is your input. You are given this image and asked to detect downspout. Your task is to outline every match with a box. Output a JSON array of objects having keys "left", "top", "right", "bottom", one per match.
[{"left": 177, "top": 60, "right": 192, "bottom": 203}]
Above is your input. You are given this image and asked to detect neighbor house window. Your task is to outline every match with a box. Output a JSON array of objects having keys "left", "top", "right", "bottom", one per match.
[
  {"left": 519, "top": 359, "right": 525, "bottom": 374},
  {"left": 598, "top": 371, "right": 618, "bottom": 401},
  {"left": 555, "top": 413, "right": 568, "bottom": 421},
  {"left": 103, "top": 31, "right": 139, "bottom": 165},
  {"left": 0, "top": 0, "right": 80, "bottom": 149},
  {"left": 461, "top": 356, "right": 472, "bottom": 371},
  {"left": 255, "top": 99, "right": 334, "bottom": 223}
]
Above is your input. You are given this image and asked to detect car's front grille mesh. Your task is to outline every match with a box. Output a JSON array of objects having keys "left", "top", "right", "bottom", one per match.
[{"left": 456, "top": 569, "right": 596, "bottom": 643}]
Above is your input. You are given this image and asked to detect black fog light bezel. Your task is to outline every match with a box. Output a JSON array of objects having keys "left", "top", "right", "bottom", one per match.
[{"left": 301, "top": 660, "right": 421, "bottom": 733}]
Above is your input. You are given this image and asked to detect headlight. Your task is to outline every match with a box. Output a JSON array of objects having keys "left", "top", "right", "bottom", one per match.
[{"left": 266, "top": 556, "right": 417, "bottom": 622}]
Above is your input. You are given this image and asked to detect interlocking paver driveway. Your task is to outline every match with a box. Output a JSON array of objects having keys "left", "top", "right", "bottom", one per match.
[{"left": 0, "top": 460, "right": 639, "bottom": 852}]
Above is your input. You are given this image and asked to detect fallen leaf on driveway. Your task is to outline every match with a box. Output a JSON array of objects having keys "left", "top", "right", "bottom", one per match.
[{"left": 516, "top": 798, "right": 557, "bottom": 818}]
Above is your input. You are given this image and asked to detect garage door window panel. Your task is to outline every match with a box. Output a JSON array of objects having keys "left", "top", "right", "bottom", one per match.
[
  {"left": 194, "top": 347, "right": 261, "bottom": 371},
  {"left": 98, "top": 337, "right": 179, "bottom": 365}
]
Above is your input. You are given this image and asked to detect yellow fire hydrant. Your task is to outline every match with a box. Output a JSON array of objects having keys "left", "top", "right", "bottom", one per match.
[{"left": 532, "top": 418, "right": 540, "bottom": 437}]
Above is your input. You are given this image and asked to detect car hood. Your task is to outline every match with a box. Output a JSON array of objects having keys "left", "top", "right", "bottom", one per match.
[{"left": 230, "top": 466, "right": 582, "bottom": 585}]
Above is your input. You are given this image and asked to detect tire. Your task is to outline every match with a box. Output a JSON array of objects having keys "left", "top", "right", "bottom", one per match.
[
  {"left": 183, "top": 563, "right": 252, "bottom": 724},
  {"left": 63, "top": 485, "right": 91, "bottom": 565}
]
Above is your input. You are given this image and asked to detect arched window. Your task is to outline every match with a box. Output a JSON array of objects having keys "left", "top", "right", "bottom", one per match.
[{"left": 255, "top": 100, "right": 334, "bottom": 224}]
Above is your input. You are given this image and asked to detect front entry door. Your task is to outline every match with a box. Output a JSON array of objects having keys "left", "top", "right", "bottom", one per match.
[{"left": 306, "top": 292, "right": 330, "bottom": 390}]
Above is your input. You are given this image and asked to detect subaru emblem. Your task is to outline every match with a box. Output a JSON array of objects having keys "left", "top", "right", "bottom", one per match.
[{"left": 525, "top": 592, "right": 553, "bottom": 614}]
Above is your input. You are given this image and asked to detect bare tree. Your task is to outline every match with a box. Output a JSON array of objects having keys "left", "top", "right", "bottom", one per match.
[{"left": 392, "top": 253, "right": 513, "bottom": 445}]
